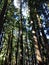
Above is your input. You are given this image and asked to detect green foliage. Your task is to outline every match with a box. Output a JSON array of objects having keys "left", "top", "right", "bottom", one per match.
[{"left": 0, "top": 0, "right": 49, "bottom": 65}]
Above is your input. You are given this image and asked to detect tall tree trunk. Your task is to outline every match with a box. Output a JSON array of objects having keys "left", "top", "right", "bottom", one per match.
[
  {"left": 25, "top": 30, "right": 29, "bottom": 65},
  {"left": 28, "top": 0, "right": 43, "bottom": 64},
  {"left": 36, "top": 14, "right": 49, "bottom": 64},
  {"left": 8, "top": 30, "right": 13, "bottom": 65},
  {"left": 6, "top": 31, "right": 13, "bottom": 65},
  {"left": 19, "top": 0, "right": 23, "bottom": 65},
  {"left": 15, "top": 35, "right": 19, "bottom": 65}
]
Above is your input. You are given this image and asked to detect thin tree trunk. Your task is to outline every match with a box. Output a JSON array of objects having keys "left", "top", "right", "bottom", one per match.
[
  {"left": 19, "top": 0, "right": 23, "bottom": 65},
  {"left": 6, "top": 30, "right": 13, "bottom": 65},
  {"left": 15, "top": 36, "right": 19, "bottom": 65},
  {"left": 8, "top": 30, "right": 13, "bottom": 65}
]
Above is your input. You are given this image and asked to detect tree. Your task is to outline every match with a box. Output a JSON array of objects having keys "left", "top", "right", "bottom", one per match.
[
  {"left": 0, "top": 0, "right": 49, "bottom": 65},
  {"left": 0, "top": 0, "right": 8, "bottom": 51}
]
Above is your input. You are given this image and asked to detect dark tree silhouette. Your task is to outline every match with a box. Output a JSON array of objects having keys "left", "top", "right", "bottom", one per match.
[{"left": 0, "top": 0, "right": 8, "bottom": 50}]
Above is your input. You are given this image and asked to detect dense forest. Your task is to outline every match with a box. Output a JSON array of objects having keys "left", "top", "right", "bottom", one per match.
[{"left": 0, "top": 0, "right": 49, "bottom": 65}]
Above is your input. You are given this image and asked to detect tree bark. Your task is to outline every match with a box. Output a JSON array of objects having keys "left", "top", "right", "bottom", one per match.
[{"left": 19, "top": 1, "right": 23, "bottom": 65}]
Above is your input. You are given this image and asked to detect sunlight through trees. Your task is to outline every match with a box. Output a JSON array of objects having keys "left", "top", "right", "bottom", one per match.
[{"left": 0, "top": 0, "right": 49, "bottom": 65}]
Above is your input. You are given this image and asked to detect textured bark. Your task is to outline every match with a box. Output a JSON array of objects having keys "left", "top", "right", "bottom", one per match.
[
  {"left": 28, "top": 0, "right": 43, "bottom": 64},
  {"left": 36, "top": 14, "right": 49, "bottom": 64}
]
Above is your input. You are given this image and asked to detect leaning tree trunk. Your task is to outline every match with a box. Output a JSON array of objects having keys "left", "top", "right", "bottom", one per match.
[
  {"left": 28, "top": 0, "right": 43, "bottom": 65},
  {"left": 36, "top": 14, "right": 49, "bottom": 65}
]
